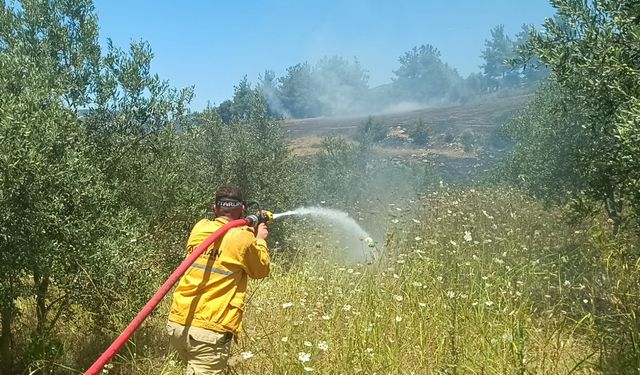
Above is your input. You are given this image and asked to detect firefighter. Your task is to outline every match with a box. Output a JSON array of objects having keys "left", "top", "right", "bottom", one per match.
[{"left": 167, "top": 184, "right": 270, "bottom": 374}]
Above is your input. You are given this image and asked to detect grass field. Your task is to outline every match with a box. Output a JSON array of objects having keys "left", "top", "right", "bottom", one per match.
[{"left": 102, "top": 186, "right": 638, "bottom": 375}]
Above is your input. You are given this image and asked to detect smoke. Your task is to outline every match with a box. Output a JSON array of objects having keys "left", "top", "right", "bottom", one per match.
[
  {"left": 257, "top": 70, "right": 292, "bottom": 119},
  {"left": 257, "top": 55, "right": 472, "bottom": 120}
]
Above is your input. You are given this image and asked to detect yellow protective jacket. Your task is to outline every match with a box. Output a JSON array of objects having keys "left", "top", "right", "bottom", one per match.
[{"left": 168, "top": 217, "right": 270, "bottom": 335}]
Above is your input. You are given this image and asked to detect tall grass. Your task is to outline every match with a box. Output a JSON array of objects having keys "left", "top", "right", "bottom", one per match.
[
  {"left": 110, "top": 185, "right": 638, "bottom": 375},
  {"left": 36, "top": 185, "right": 636, "bottom": 374}
]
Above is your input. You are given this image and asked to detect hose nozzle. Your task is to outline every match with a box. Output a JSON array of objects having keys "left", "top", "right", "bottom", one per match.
[{"left": 245, "top": 210, "right": 273, "bottom": 226}]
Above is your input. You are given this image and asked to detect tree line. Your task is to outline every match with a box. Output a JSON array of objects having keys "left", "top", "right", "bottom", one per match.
[{"left": 217, "top": 25, "right": 548, "bottom": 121}]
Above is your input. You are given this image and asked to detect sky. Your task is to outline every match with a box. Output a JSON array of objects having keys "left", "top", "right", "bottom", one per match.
[{"left": 93, "top": 1, "right": 556, "bottom": 111}]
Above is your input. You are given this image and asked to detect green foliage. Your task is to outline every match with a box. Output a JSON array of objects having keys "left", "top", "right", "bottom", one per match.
[
  {"left": 481, "top": 24, "right": 549, "bottom": 90},
  {"left": 499, "top": 82, "right": 587, "bottom": 202},
  {"left": 487, "top": 124, "right": 511, "bottom": 150},
  {"left": 512, "top": 24, "right": 548, "bottom": 85},
  {"left": 218, "top": 93, "right": 303, "bottom": 212},
  {"left": 217, "top": 99, "right": 233, "bottom": 124},
  {"left": 506, "top": 0, "right": 640, "bottom": 228},
  {"left": 408, "top": 118, "right": 430, "bottom": 146},
  {"left": 444, "top": 132, "right": 455, "bottom": 144},
  {"left": 274, "top": 57, "right": 370, "bottom": 118},
  {"left": 0, "top": 1, "right": 300, "bottom": 373},
  {"left": 313, "top": 56, "right": 369, "bottom": 115},
  {"left": 480, "top": 25, "right": 519, "bottom": 89},
  {"left": 392, "top": 44, "right": 464, "bottom": 102},
  {"left": 460, "top": 129, "right": 476, "bottom": 152},
  {"left": 356, "top": 116, "right": 387, "bottom": 144},
  {"left": 308, "top": 136, "right": 370, "bottom": 205},
  {"left": 278, "top": 62, "right": 318, "bottom": 118},
  {"left": 0, "top": 1, "right": 115, "bottom": 372}
]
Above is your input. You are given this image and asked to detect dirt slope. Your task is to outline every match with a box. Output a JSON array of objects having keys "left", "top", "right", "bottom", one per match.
[{"left": 282, "top": 93, "right": 531, "bottom": 148}]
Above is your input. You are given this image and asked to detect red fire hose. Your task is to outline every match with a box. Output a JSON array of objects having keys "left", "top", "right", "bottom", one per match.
[{"left": 85, "top": 218, "right": 251, "bottom": 375}]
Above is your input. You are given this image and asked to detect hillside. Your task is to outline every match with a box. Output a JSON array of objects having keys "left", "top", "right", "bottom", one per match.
[{"left": 283, "top": 92, "right": 532, "bottom": 157}]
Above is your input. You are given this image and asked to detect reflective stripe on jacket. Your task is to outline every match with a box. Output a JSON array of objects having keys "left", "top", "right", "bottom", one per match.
[{"left": 168, "top": 217, "right": 270, "bottom": 335}]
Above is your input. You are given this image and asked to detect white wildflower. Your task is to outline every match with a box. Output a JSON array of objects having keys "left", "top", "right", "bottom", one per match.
[
  {"left": 282, "top": 302, "right": 293, "bottom": 309},
  {"left": 317, "top": 341, "right": 329, "bottom": 351},
  {"left": 446, "top": 291, "right": 456, "bottom": 299},
  {"left": 241, "top": 351, "right": 254, "bottom": 360},
  {"left": 395, "top": 315, "right": 403, "bottom": 323},
  {"left": 485, "top": 301, "right": 494, "bottom": 307},
  {"left": 298, "top": 352, "right": 311, "bottom": 363},
  {"left": 342, "top": 304, "right": 352, "bottom": 312},
  {"left": 464, "top": 231, "right": 473, "bottom": 242},
  {"left": 281, "top": 336, "right": 288, "bottom": 343}
]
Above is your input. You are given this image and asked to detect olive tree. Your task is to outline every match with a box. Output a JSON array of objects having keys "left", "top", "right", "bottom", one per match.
[{"left": 507, "top": 0, "right": 640, "bottom": 230}]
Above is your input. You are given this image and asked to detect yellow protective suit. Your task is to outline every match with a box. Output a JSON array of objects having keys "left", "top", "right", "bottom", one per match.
[{"left": 168, "top": 217, "right": 269, "bottom": 335}]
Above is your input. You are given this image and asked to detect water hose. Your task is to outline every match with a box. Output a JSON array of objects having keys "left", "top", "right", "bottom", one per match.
[{"left": 85, "top": 214, "right": 269, "bottom": 375}]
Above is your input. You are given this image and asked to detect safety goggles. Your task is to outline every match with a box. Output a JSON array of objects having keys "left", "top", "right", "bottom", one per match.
[{"left": 215, "top": 198, "right": 244, "bottom": 209}]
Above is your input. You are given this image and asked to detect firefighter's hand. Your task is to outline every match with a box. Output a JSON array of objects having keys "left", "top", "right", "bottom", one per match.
[{"left": 256, "top": 223, "right": 269, "bottom": 241}]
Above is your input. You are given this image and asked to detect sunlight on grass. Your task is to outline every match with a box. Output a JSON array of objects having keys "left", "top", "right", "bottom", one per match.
[
  {"left": 97, "top": 185, "right": 638, "bottom": 375},
  {"left": 118, "top": 186, "right": 638, "bottom": 375}
]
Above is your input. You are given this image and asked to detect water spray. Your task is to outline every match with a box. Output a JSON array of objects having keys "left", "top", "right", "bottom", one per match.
[{"left": 273, "top": 207, "right": 378, "bottom": 251}]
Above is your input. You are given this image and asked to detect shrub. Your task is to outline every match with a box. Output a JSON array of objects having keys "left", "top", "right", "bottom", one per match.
[
  {"left": 356, "top": 116, "right": 388, "bottom": 144},
  {"left": 409, "top": 118, "right": 430, "bottom": 146},
  {"left": 460, "top": 129, "right": 476, "bottom": 152}
]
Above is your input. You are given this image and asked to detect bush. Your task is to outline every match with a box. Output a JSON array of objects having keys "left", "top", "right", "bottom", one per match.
[
  {"left": 444, "top": 132, "right": 455, "bottom": 143},
  {"left": 408, "top": 118, "right": 430, "bottom": 146},
  {"left": 309, "top": 136, "right": 370, "bottom": 205},
  {"left": 356, "top": 116, "right": 388, "bottom": 144},
  {"left": 487, "top": 125, "right": 512, "bottom": 150},
  {"left": 460, "top": 129, "right": 476, "bottom": 152}
]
